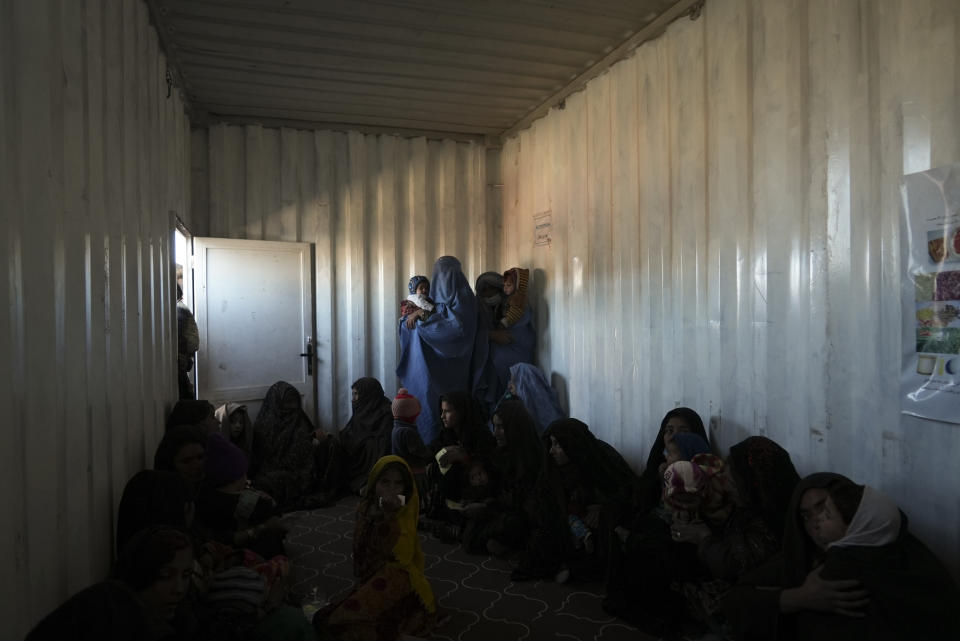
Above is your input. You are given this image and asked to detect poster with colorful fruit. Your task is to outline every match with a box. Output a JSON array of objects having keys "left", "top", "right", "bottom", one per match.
[{"left": 902, "top": 163, "right": 960, "bottom": 424}]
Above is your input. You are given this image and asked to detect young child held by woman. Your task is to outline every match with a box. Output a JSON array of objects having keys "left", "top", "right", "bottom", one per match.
[
  {"left": 399, "top": 275, "right": 434, "bottom": 322},
  {"left": 499, "top": 267, "right": 529, "bottom": 328}
]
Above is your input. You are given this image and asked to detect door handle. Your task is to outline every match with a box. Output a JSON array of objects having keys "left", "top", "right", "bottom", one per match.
[{"left": 299, "top": 337, "right": 314, "bottom": 376}]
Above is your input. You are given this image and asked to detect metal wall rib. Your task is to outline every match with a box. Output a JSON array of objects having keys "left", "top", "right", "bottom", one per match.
[
  {"left": 501, "top": 0, "right": 960, "bottom": 576},
  {"left": 1, "top": 1, "right": 190, "bottom": 635},
  {"left": 194, "top": 125, "right": 497, "bottom": 430}
]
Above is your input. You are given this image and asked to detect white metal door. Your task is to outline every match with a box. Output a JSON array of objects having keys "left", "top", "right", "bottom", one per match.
[{"left": 194, "top": 238, "right": 316, "bottom": 423}]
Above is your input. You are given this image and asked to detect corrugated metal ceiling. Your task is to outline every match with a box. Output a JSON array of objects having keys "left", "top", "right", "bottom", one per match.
[{"left": 150, "top": 0, "right": 694, "bottom": 139}]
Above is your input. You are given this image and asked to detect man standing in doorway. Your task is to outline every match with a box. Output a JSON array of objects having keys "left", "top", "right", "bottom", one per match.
[{"left": 177, "top": 284, "right": 199, "bottom": 399}]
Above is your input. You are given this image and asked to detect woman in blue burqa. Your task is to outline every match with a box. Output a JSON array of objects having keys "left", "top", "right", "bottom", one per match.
[
  {"left": 472, "top": 270, "right": 536, "bottom": 413},
  {"left": 396, "top": 256, "right": 478, "bottom": 445}
]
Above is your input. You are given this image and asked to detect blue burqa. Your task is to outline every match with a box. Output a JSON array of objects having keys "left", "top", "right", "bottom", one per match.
[
  {"left": 472, "top": 272, "right": 536, "bottom": 413},
  {"left": 508, "top": 362, "right": 566, "bottom": 434},
  {"left": 396, "top": 256, "right": 478, "bottom": 444}
]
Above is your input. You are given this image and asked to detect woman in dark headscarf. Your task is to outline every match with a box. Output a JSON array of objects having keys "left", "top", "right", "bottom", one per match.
[
  {"left": 723, "top": 473, "right": 960, "bottom": 641},
  {"left": 338, "top": 377, "right": 394, "bottom": 494},
  {"left": 637, "top": 407, "right": 710, "bottom": 515},
  {"left": 396, "top": 256, "right": 479, "bottom": 445},
  {"left": 27, "top": 529, "right": 197, "bottom": 641},
  {"left": 727, "top": 436, "right": 800, "bottom": 538},
  {"left": 166, "top": 399, "right": 219, "bottom": 433},
  {"left": 251, "top": 380, "right": 341, "bottom": 510},
  {"left": 483, "top": 399, "right": 568, "bottom": 581},
  {"left": 543, "top": 418, "right": 640, "bottom": 579},
  {"left": 116, "top": 470, "right": 195, "bottom": 556},
  {"left": 154, "top": 425, "right": 207, "bottom": 489},
  {"left": 420, "top": 389, "right": 496, "bottom": 524}
]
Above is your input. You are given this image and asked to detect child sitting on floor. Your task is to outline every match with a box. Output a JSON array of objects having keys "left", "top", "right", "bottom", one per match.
[
  {"left": 313, "top": 456, "right": 438, "bottom": 640},
  {"left": 400, "top": 275, "right": 434, "bottom": 322},
  {"left": 499, "top": 267, "right": 529, "bottom": 328}
]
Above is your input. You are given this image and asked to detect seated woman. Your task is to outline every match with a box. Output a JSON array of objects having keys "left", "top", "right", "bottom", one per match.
[
  {"left": 605, "top": 454, "right": 746, "bottom": 638},
  {"left": 466, "top": 399, "right": 568, "bottom": 581},
  {"left": 667, "top": 448, "right": 789, "bottom": 636},
  {"left": 472, "top": 271, "right": 536, "bottom": 414},
  {"left": 723, "top": 472, "right": 960, "bottom": 641},
  {"left": 196, "top": 433, "right": 288, "bottom": 559},
  {"left": 636, "top": 407, "right": 710, "bottom": 515},
  {"left": 116, "top": 469, "right": 196, "bottom": 556},
  {"left": 27, "top": 527, "right": 197, "bottom": 641},
  {"left": 422, "top": 389, "right": 497, "bottom": 524},
  {"left": 166, "top": 399, "right": 220, "bottom": 433},
  {"left": 313, "top": 456, "right": 437, "bottom": 641},
  {"left": 338, "top": 377, "right": 394, "bottom": 494},
  {"left": 542, "top": 418, "right": 639, "bottom": 580},
  {"left": 154, "top": 424, "right": 207, "bottom": 490},
  {"left": 396, "top": 256, "right": 478, "bottom": 445},
  {"left": 726, "top": 436, "right": 801, "bottom": 538},
  {"left": 504, "top": 362, "right": 565, "bottom": 434},
  {"left": 252, "top": 380, "right": 343, "bottom": 510}
]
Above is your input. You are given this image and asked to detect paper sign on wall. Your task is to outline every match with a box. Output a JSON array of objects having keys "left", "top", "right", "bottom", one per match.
[
  {"left": 901, "top": 163, "right": 960, "bottom": 424},
  {"left": 534, "top": 211, "right": 552, "bottom": 246}
]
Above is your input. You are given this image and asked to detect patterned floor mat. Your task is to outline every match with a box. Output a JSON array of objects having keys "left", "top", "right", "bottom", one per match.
[{"left": 281, "top": 497, "right": 658, "bottom": 641}]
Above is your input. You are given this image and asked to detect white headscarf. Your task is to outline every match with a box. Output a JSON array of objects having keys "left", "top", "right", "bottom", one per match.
[{"left": 828, "top": 485, "right": 902, "bottom": 548}]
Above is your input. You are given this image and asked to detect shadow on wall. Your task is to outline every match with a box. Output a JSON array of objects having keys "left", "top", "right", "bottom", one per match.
[
  {"left": 532, "top": 267, "right": 550, "bottom": 371},
  {"left": 552, "top": 372, "right": 569, "bottom": 417}
]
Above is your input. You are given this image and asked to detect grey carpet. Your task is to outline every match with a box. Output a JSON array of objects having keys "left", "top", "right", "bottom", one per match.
[{"left": 282, "top": 497, "right": 660, "bottom": 641}]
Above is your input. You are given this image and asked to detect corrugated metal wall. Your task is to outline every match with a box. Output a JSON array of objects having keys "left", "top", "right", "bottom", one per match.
[
  {"left": 502, "top": 0, "right": 960, "bottom": 574},
  {"left": 1, "top": 0, "right": 190, "bottom": 636},
  {"left": 193, "top": 126, "right": 498, "bottom": 430}
]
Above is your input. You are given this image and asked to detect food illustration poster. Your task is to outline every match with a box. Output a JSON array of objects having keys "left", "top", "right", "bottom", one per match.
[{"left": 901, "top": 163, "right": 960, "bottom": 424}]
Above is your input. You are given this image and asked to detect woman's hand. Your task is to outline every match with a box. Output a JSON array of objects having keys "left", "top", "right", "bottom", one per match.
[
  {"left": 260, "top": 516, "right": 289, "bottom": 536},
  {"left": 405, "top": 311, "right": 420, "bottom": 330},
  {"left": 438, "top": 445, "right": 466, "bottom": 467},
  {"left": 585, "top": 504, "right": 602, "bottom": 529},
  {"left": 378, "top": 493, "right": 403, "bottom": 513},
  {"left": 671, "top": 521, "right": 711, "bottom": 544},
  {"left": 463, "top": 502, "right": 487, "bottom": 517},
  {"left": 780, "top": 565, "right": 869, "bottom": 616}
]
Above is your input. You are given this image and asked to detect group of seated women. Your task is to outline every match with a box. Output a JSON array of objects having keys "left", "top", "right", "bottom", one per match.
[
  {"left": 27, "top": 385, "right": 364, "bottom": 641},
  {"left": 28, "top": 340, "right": 960, "bottom": 639},
  {"left": 384, "top": 372, "right": 960, "bottom": 641}
]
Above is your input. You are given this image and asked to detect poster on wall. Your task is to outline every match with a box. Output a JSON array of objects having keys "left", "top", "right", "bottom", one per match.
[
  {"left": 534, "top": 211, "right": 552, "bottom": 247},
  {"left": 901, "top": 163, "right": 960, "bottom": 424}
]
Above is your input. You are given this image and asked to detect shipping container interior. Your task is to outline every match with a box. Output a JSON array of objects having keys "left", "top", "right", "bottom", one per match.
[{"left": 3, "top": 0, "right": 960, "bottom": 635}]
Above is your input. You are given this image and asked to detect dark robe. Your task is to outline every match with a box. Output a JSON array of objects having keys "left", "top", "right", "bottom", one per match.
[
  {"left": 723, "top": 472, "right": 960, "bottom": 641},
  {"left": 25, "top": 580, "right": 148, "bottom": 641},
  {"left": 543, "top": 418, "right": 640, "bottom": 579},
  {"left": 473, "top": 399, "right": 569, "bottom": 580},
  {"left": 339, "top": 377, "right": 393, "bottom": 493},
  {"left": 424, "top": 390, "right": 496, "bottom": 512},
  {"left": 116, "top": 470, "right": 194, "bottom": 556},
  {"left": 252, "top": 381, "right": 341, "bottom": 510}
]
